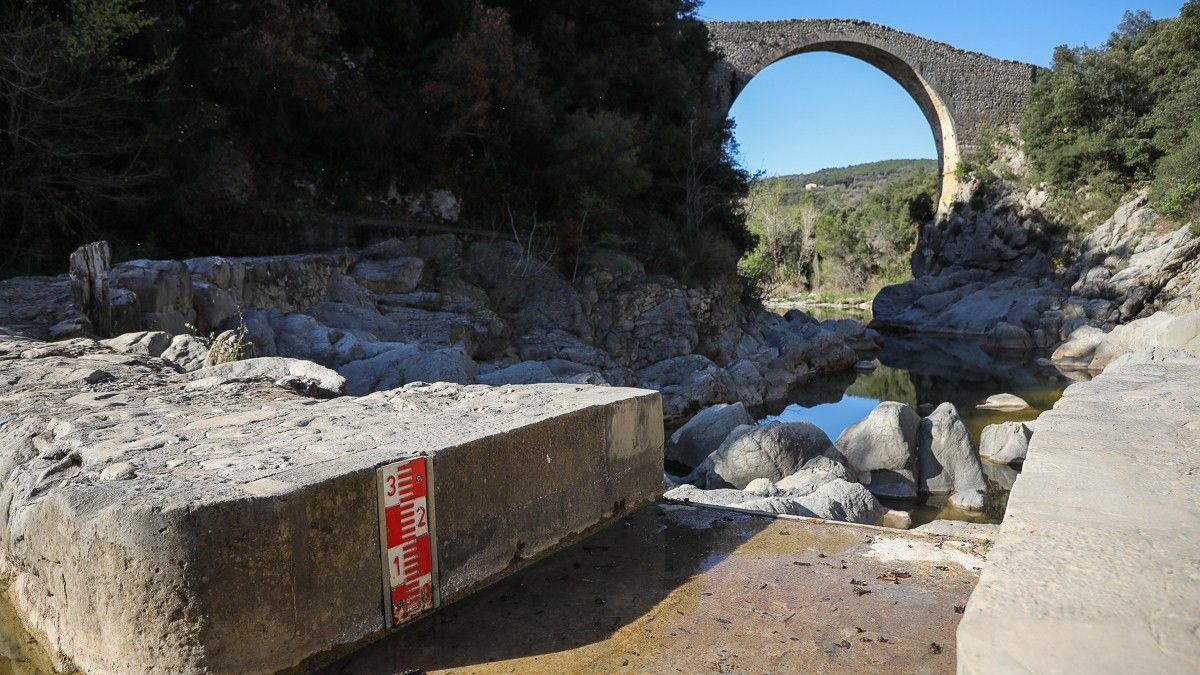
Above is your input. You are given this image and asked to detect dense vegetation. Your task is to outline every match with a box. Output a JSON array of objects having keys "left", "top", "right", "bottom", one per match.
[
  {"left": 739, "top": 160, "right": 937, "bottom": 297},
  {"left": 0, "top": 0, "right": 749, "bottom": 281},
  {"left": 1019, "top": 2, "right": 1200, "bottom": 226}
]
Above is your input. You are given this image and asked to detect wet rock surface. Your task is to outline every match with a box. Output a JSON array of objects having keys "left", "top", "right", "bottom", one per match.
[{"left": 324, "top": 504, "right": 985, "bottom": 675}]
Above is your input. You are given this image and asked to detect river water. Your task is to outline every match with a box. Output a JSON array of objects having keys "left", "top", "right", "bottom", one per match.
[{"left": 758, "top": 333, "right": 1080, "bottom": 525}]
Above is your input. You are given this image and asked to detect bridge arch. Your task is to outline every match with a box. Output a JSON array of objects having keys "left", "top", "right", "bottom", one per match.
[{"left": 705, "top": 20, "right": 1038, "bottom": 213}]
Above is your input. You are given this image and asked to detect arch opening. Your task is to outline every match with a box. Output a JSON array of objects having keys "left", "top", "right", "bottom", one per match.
[{"left": 725, "top": 41, "right": 960, "bottom": 213}]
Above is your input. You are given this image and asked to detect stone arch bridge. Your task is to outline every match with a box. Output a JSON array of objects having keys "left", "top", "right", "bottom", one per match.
[{"left": 705, "top": 19, "right": 1040, "bottom": 211}]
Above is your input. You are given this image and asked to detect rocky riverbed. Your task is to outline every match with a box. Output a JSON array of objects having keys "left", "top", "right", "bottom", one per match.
[{"left": 0, "top": 236, "right": 881, "bottom": 426}]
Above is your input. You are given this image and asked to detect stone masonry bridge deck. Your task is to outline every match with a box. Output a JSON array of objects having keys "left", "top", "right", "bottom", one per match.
[{"left": 705, "top": 19, "right": 1040, "bottom": 211}]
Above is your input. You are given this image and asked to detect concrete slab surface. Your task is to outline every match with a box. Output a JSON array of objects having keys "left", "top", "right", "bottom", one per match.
[
  {"left": 0, "top": 337, "right": 663, "bottom": 674},
  {"left": 958, "top": 348, "right": 1200, "bottom": 674},
  {"left": 324, "top": 504, "right": 987, "bottom": 674}
]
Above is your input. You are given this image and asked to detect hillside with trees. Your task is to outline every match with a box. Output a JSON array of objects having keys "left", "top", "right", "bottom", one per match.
[
  {"left": 1018, "top": 1, "right": 1200, "bottom": 230},
  {"left": 739, "top": 159, "right": 938, "bottom": 297},
  {"left": 0, "top": 0, "right": 749, "bottom": 283}
]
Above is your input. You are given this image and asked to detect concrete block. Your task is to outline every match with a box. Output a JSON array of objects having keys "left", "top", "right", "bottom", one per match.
[
  {"left": 0, "top": 341, "right": 663, "bottom": 673},
  {"left": 957, "top": 348, "right": 1200, "bottom": 674}
]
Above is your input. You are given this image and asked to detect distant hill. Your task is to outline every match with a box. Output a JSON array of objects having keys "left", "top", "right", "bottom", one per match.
[{"left": 757, "top": 159, "right": 938, "bottom": 204}]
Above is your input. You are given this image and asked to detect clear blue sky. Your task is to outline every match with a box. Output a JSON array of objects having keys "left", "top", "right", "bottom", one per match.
[{"left": 698, "top": 0, "right": 1186, "bottom": 176}]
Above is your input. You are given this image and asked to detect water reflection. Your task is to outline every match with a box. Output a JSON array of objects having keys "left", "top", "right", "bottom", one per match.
[{"left": 759, "top": 334, "right": 1082, "bottom": 524}]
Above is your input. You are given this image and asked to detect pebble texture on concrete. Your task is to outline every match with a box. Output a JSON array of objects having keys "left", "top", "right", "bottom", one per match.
[
  {"left": 958, "top": 348, "right": 1200, "bottom": 674},
  {"left": 0, "top": 335, "right": 663, "bottom": 674}
]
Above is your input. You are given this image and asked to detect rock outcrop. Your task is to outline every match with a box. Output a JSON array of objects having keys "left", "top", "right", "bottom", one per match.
[
  {"left": 2, "top": 237, "right": 870, "bottom": 425},
  {"left": 874, "top": 141, "right": 1200, "bottom": 348},
  {"left": 1051, "top": 310, "right": 1200, "bottom": 373}
]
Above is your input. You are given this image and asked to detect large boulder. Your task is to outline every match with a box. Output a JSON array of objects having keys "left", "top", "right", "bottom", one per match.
[
  {"left": 667, "top": 402, "right": 753, "bottom": 469},
  {"left": 325, "top": 273, "right": 377, "bottom": 308},
  {"left": 109, "top": 259, "right": 195, "bottom": 333},
  {"left": 101, "top": 331, "right": 171, "bottom": 358},
  {"left": 306, "top": 301, "right": 401, "bottom": 342},
  {"left": 979, "top": 421, "right": 1034, "bottom": 465},
  {"left": 266, "top": 313, "right": 366, "bottom": 368},
  {"left": 160, "top": 334, "right": 209, "bottom": 372},
  {"left": 337, "top": 344, "right": 477, "bottom": 395},
  {"left": 871, "top": 269, "right": 1063, "bottom": 349},
  {"left": 187, "top": 357, "right": 346, "bottom": 397},
  {"left": 835, "top": 401, "right": 921, "bottom": 499},
  {"left": 686, "top": 421, "right": 842, "bottom": 490},
  {"left": 637, "top": 354, "right": 737, "bottom": 424},
  {"left": 917, "top": 403, "right": 988, "bottom": 509},
  {"left": 190, "top": 279, "right": 239, "bottom": 333},
  {"left": 1050, "top": 325, "right": 1108, "bottom": 369}
]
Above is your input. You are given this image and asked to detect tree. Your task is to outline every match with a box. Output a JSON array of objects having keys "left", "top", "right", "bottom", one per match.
[{"left": 0, "top": 0, "right": 166, "bottom": 272}]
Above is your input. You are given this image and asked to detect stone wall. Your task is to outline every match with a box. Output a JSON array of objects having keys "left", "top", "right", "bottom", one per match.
[{"left": 705, "top": 19, "right": 1038, "bottom": 211}]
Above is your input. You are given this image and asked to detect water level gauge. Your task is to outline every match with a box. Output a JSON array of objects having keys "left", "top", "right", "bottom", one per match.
[{"left": 376, "top": 456, "right": 439, "bottom": 627}]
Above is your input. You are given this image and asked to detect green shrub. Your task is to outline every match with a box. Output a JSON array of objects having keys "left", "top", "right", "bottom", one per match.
[
  {"left": 740, "top": 162, "right": 935, "bottom": 295},
  {"left": 1020, "top": 3, "right": 1200, "bottom": 227}
]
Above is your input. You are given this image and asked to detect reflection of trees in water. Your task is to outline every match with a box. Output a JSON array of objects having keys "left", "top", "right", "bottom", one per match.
[
  {"left": 876, "top": 336, "right": 1070, "bottom": 409},
  {"left": 846, "top": 365, "right": 918, "bottom": 406}
]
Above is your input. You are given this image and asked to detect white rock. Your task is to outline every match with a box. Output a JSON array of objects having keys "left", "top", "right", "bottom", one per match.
[
  {"left": 99, "top": 461, "right": 137, "bottom": 481},
  {"left": 189, "top": 357, "right": 346, "bottom": 396},
  {"left": 101, "top": 331, "right": 172, "bottom": 358},
  {"left": 975, "top": 393, "right": 1030, "bottom": 411},
  {"left": 979, "top": 421, "right": 1034, "bottom": 465},
  {"left": 949, "top": 489, "right": 987, "bottom": 512},
  {"left": 160, "top": 334, "right": 209, "bottom": 372}
]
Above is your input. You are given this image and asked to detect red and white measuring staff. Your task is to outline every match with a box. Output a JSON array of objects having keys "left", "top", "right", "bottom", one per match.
[{"left": 377, "top": 456, "right": 439, "bottom": 626}]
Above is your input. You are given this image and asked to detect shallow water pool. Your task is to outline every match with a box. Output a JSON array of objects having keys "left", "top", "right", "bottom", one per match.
[{"left": 758, "top": 334, "right": 1081, "bottom": 524}]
